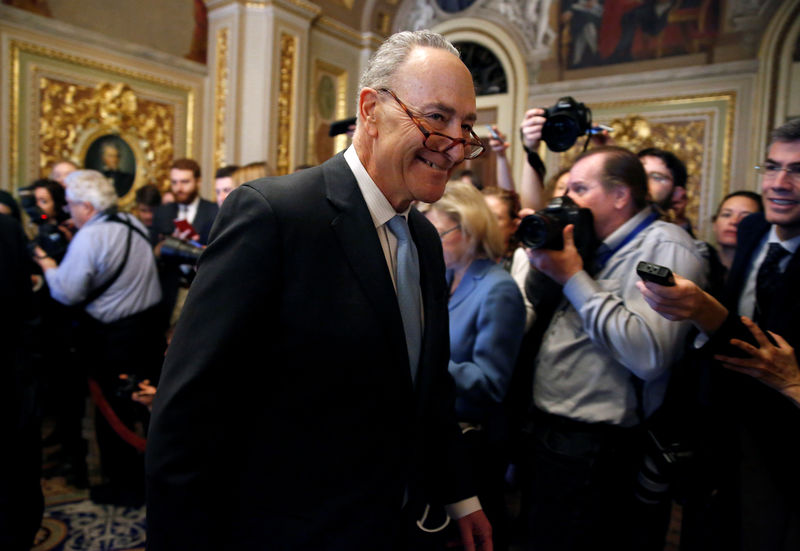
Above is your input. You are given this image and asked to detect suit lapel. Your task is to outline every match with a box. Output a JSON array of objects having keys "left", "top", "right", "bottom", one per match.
[
  {"left": 725, "top": 213, "right": 770, "bottom": 310},
  {"left": 324, "top": 155, "right": 411, "bottom": 376},
  {"left": 448, "top": 259, "right": 491, "bottom": 310}
]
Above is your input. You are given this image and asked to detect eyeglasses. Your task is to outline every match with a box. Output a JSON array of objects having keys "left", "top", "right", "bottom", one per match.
[
  {"left": 379, "top": 89, "right": 484, "bottom": 160},
  {"left": 755, "top": 163, "right": 800, "bottom": 183},
  {"left": 648, "top": 172, "right": 673, "bottom": 184},
  {"left": 438, "top": 225, "right": 461, "bottom": 239}
]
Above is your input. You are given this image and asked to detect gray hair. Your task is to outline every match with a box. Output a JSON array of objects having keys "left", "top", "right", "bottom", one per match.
[
  {"left": 65, "top": 170, "right": 118, "bottom": 211},
  {"left": 358, "top": 30, "right": 459, "bottom": 96},
  {"left": 771, "top": 118, "right": 800, "bottom": 144}
]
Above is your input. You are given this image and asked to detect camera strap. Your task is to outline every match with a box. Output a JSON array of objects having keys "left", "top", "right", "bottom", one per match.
[
  {"left": 77, "top": 213, "right": 148, "bottom": 311},
  {"left": 594, "top": 211, "right": 659, "bottom": 272}
]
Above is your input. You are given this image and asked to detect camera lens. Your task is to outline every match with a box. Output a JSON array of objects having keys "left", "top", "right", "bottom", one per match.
[
  {"left": 517, "top": 214, "right": 560, "bottom": 249},
  {"left": 542, "top": 115, "right": 581, "bottom": 152}
]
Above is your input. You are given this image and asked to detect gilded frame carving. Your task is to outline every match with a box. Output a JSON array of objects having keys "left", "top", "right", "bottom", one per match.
[
  {"left": 276, "top": 32, "right": 297, "bottom": 176},
  {"left": 8, "top": 40, "right": 195, "bottom": 208},
  {"left": 214, "top": 27, "right": 230, "bottom": 169}
]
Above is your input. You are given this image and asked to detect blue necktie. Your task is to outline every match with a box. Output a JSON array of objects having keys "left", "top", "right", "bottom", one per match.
[{"left": 387, "top": 215, "right": 422, "bottom": 383}]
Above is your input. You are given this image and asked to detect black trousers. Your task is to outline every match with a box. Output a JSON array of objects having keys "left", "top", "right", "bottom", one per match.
[
  {"left": 523, "top": 411, "right": 641, "bottom": 551},
  {"left": 77, "top": 306, "right": 163, "bottom": 500}
]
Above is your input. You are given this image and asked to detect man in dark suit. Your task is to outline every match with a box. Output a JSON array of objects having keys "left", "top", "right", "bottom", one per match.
[
  {"left": 146, "top": 30, "right": 492, "bottom": 551},
  {"left": 150, "top": 158, "right": 219, "bottom": 327},
  {"left": 638, "top": 117, "right": 800, "bottom": 550}
]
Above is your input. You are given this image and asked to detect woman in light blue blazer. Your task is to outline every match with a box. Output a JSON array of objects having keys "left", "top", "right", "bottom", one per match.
[{"left": 424, "top": 180, "right": 525, "bottom": 551}]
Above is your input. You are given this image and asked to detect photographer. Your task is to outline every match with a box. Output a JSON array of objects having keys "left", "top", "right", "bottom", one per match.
[
  {"left": 520, "top": 147, "right": 707, "bottom": 550},
  {"left": 34, "top": 169, "right": 162, "bottom": 506}
]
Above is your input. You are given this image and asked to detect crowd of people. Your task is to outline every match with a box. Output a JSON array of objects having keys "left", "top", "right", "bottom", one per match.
[{"left": 3, "top": 28, "right": 799, "bottom": 551}]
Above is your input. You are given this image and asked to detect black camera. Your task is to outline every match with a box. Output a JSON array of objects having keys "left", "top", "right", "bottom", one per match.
[
  {"left": 516, "top": 195, "right": 595, "bottom": 250},
  {"left": 27, "top": 223, "right": 69, "bottom": 263},
  {"left": 541, "top": 96, "right": 592, "bottom": 152},
  {"left": 160, "top": 236, "right": 203, "bottom": 264}
]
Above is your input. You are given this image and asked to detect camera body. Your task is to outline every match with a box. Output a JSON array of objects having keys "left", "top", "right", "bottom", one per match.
[
  {"left": 541, "top": 96, "right": 592, "bottom": 152},
  {"left": 516, "top": 195, "right": 595, "bottom": 251},
  {"left": 27, "top": 223, "right": 69, "bottom": 263}
]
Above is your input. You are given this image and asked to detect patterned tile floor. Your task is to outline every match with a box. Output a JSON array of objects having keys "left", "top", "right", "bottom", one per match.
[{"left": 32, "top": 478, "right": 145, "bottom": 551}]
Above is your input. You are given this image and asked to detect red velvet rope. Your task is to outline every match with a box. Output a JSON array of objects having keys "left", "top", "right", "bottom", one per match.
[{"left": 88, "top": 378, "right": 147, "bottom": 453}]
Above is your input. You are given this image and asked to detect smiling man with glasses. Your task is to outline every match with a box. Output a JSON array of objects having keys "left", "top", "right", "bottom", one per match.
[
  {"left": 638, "top": 118, "right": 800, "bottom": 548},
  {"left": 147, "top": 30, "right": 492, "bottom": 551}
]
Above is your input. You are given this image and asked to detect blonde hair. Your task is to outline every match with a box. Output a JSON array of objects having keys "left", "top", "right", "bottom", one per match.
[
  {"left": 429, "top": 180, "right": 504, "bottom": 261},
  {"left": 232, "top": 161, "right": 273, "bottom": 188}
]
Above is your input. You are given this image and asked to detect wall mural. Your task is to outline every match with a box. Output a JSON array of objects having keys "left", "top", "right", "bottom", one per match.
[{"left": 560, "top": 0, "right": 721, "bottom": 69}]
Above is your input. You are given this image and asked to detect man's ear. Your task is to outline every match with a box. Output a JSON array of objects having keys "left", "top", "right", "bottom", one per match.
[
  {"left": 613, "top": 184, "right": 631, "bottom": 210},
  {"left": 358, "top": 88, "right": 380, "bottom": 137}
]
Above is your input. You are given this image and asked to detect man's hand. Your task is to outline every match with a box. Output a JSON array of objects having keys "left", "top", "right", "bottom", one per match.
[
  {"left": 526, "top": 224, "right": 583, "bottom": 285},
  {"left": 454, "top": 510, "right": 493, "bottom": 551},
  {"left": 173, "top": 226, "right": 200, "bottom": 243},
  {"left": 33, "top": 245, "right": 58, "bottom": 271},
  {"left": 636, "top": 273, "right": 728, "bottom": 333},
  {"left": 488, "top": 126, "right": 509, "bottom": 157},
  {"left": 520, "top": 108, "right": 545, "bottom": 151},
  {"left": 715, "top": 316, "right": 800, "bottom": 407}
]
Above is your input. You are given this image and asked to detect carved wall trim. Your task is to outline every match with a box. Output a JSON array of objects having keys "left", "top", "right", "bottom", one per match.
[
  {"left": 214, "top": 27, "right": 230, "bottom": 169},
  {"left": 277, "top": 32, "right": 298, "bottom": 175},
  {"left": 314, "top": 15, "right": 368, "bottom": 47},
  {"left": 307, "top": 60, "right": 349, "bottom": 165}
]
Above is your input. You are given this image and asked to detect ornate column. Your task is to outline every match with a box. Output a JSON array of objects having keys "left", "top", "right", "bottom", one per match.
[{"left": 205, "top": 0, "right": 320, "bottom": 176}]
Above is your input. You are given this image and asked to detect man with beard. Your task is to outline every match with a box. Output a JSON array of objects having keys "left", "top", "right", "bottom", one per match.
[{"left": 150, "top": 158, "right": 218, "bottom": 327}]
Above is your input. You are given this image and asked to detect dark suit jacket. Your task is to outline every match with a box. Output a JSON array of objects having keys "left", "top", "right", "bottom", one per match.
[
  {"left": 699, "top": 212, "right": 800, "bottom": 550},
  {"left": 145, "top": 153, "right": 471, "bottom": 550},
  {"left": 149, "top": 197, "right": 219, "bottom": 246},
  {"left": 150, "top": 198, "right": 218, "bottom": 326}
]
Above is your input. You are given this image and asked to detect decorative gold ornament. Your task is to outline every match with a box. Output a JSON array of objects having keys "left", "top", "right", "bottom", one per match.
[
  {"left": 39, "top": 78, "right": 176, "bottom": 208},
  {"left": 9, "top": 40, "right": 195, "bottom": 196},
  {"left": 277, "top": 32, "right": 297, "bottom": 176},
  {"left": 214, "top": 27, "right": 230, "bottom": 169}
]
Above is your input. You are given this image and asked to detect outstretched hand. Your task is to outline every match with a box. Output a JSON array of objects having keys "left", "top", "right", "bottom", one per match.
[
  {"left": 453, "top": 510, "right": 493, "bottom": 551},
  {"left": 715, "top": 316, "right": 800, "bottom": 408},
  {"left": 636, "top": 273, "right": 728, "bottom": 333}
]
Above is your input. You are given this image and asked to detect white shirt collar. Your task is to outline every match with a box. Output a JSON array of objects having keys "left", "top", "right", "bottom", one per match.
[
  {"left": 766, "top": 225, "right": 800, "bottom": 255},
  {"left": 344, "top": 145, "right": 410, "bottom": 228}
]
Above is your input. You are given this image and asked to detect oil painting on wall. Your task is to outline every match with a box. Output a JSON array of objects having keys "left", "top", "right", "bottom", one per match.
[{"left": 560, "top": 0, "right": 721, "bottom": 69}]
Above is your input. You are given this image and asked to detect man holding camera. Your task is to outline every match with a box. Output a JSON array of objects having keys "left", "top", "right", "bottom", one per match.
[
  {"left": 522, "top": 146, "right": 707, "bottom": 550},
  {"left": 34, "top": 169, "right": 162, "bottom": 505}
]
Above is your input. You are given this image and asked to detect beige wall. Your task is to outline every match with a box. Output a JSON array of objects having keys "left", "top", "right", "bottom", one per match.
[{"left": 48, "top": 0, "right": 195, "bottom": 59}]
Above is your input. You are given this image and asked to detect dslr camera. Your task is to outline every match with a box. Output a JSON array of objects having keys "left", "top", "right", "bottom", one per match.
[
  {"left": 541, "top": 96, "right": 592, "bottom": 152},
  {"left": 18, "top": 188, "right": 69, "bottom": 263},
  {"left": 516, "top": 195, "right": 595, "bottom": 251}
]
